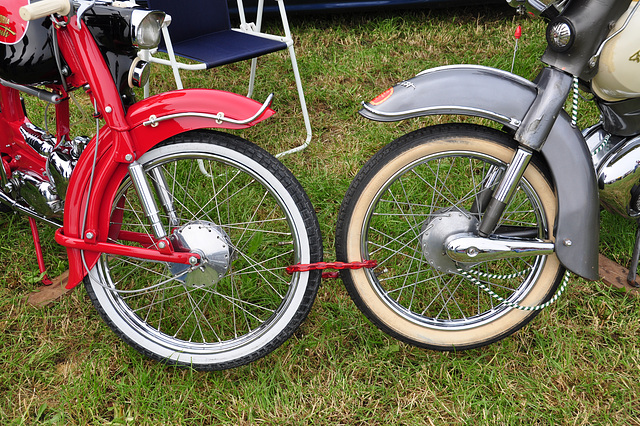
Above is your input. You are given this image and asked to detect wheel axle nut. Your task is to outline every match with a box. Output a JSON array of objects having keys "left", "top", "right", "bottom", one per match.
[{"left": 188, "top": 256, "right": 199, "bottom": 266}]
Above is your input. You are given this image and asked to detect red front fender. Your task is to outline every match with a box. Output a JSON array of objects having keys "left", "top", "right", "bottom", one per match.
[{"left": 60, "top": 89, "right": 275, "bottom": 289}]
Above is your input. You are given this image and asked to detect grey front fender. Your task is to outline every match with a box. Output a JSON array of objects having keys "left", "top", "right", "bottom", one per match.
[{"left": 361, "top": 65, "right": 599, "bottom": 280}]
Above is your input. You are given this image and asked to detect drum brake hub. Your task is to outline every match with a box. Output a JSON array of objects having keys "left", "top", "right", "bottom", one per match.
[{"left": 170, "top": 221, "right": 235, "bottom": 287}]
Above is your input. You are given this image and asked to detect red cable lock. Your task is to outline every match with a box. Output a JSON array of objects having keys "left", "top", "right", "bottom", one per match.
[{"left": 286, "top": 260, "right": 378, "bottom": 279}]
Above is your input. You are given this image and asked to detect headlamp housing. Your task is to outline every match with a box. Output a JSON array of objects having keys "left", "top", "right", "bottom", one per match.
[
  {"left": 546, "top": 18, "right": 575, "bottom": 52},
  {"left": 131, "top": 10, "right": 165, "bottom": 49}
]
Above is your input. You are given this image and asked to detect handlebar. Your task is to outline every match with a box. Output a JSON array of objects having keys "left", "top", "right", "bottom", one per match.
[
  {"left": 507, "top": 0, "right": 567, "bottom": 17},
  {"left": 19, "top": 0, "right": 71, "bottom": 21}
]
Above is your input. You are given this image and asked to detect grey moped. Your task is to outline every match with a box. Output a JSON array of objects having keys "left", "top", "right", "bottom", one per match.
[{"left": 336, "top": 0, "right": 640, "bottom": 350}]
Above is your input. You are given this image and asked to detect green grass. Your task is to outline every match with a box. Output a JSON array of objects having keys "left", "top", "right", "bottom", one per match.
[{"left": 2, "top": 4, "right": 640, "bottom": 424}]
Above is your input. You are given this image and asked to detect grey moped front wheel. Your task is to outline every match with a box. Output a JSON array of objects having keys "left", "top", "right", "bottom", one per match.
[{"left": 336, "top": 123, "right": 565, "bottom": 350}]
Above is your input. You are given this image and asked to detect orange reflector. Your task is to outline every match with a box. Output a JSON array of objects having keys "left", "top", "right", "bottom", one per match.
[{"left": 370, "top": 87, "right": 394, "bottom": 106}]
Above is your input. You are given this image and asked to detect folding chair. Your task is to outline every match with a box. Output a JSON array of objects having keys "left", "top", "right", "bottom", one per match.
[{"left": 142, "top": 0, "right": 312, "bottom": 157}]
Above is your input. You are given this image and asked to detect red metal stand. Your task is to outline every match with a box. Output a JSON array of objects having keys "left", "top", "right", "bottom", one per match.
[{"left": 28, "top": 217, "right": 53, "bottom": 286}]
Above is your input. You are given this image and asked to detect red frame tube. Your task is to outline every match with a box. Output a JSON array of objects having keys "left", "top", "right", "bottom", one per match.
[{"left": 54, "top": 228, "right": 199, "bottom": 265}]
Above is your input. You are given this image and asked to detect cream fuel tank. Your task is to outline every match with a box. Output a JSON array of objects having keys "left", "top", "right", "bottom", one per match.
[{"left": 592, "top": 1, "right": 640, "bottom": 102}]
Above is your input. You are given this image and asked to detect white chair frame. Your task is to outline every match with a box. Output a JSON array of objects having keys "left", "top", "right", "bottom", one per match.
[{"left": 141, "top": 0, "right": 312, "bottom": 157}]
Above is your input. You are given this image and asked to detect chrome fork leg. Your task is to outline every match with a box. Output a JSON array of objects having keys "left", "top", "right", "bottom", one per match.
[
  {"left": 477, "top": 147, "right": 532, "bottom": 236},
  {"left": 149, "top": 167, "right": 180, "bottom": 228},
  {"left": 128, "top": 161, "right": 167, "bottom": 240},
  {"left": 470, "top": 165, "right": 503, "bottom": 216}
]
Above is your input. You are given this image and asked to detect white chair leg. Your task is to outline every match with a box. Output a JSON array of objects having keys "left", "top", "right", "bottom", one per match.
[
  {"left": 273, "top": 0, "right": 312, "bottom": 157},
  {"left": 248, "top": 57, "right": 258, "bottom": 99},
  {"left": 162, "top": 25, "right": 184, "bottom": 90},
  {"left": 246, "top": 0, "right": 264, "bottom": 99},
  {"left": 275, "top": 43, "right": 312, "bottom": 158}
]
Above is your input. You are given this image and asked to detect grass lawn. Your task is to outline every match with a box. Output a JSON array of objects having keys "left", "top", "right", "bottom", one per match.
[{"left": 1, "top": 4, "right": 639, "bottom": 424}]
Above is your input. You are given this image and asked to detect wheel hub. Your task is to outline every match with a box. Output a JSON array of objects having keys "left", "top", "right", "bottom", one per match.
[
  {"left": 421, "top": 209, "right": 478, "bottom": 273},
  {"left": 170, "top": 221, "right": 234, "bottom": 287}
]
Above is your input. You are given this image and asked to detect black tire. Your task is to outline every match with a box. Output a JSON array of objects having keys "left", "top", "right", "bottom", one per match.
[
  {"left": 336, "top": 123, "right": 565, "bottom": 350},
  {"left": 85, "top": 130, "right": 322, "bottom": 370}
]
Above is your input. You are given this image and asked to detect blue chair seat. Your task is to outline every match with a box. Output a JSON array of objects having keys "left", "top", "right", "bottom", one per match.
[{"left": 162, "top": 30, "right": 287, "bottom": 68}]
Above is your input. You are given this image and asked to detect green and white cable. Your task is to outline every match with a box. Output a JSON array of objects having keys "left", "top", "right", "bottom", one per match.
[{"left": 458, "top": 268, "right": 571, "bottom": 311}]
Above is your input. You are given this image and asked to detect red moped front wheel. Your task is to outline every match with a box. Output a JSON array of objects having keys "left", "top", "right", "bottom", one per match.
[{"left": 85, "top": 130, "right": 322, "bottom": 370}]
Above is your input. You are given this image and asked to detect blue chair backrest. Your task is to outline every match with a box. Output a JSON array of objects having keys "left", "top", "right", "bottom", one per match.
[{"left": 146, "top": 0, "right": 232, "bottom": 43}]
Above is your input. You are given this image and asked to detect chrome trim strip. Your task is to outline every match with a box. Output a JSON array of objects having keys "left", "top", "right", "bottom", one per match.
[
  {"left": 360, "top": 102, "right": 521, "bottom": 127},
  {"left": 415, "top": 64, "right": 536, "bottom": 85},
  {"left": 591, "top": 0, "right": 640, "bottom": 66},
  {"left": 143, "top": 93, "right": 274, "bottom": 127}
]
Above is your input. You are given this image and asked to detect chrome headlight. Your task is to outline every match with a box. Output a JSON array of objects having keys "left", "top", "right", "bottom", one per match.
[
  {"left": 546, "top": 18, "right": 575, "bottom": 52},
  {"left": 131, "top": 10, "right": 165, "bottom": 49}
]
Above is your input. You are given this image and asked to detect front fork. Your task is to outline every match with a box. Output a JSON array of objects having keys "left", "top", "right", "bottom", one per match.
[
  {"left": 56, "top": 160, "right": 197, "bottom": 275},
  {"left": 128, "top": 161, "right": 167, "bottom": 240},
  {"left": 478, "top": 147, "right": 533, "bottom": 236},
  {"left": 128, "top": 161, "right": 179, "bottom": 247},
  {"left": 477, "top": 67, "right": 573, "bottom": 237}
]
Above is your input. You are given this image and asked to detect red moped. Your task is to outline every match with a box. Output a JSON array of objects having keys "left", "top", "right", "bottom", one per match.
[{"left": 0, "top": 0, "right": 322, "bottom": 370}]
